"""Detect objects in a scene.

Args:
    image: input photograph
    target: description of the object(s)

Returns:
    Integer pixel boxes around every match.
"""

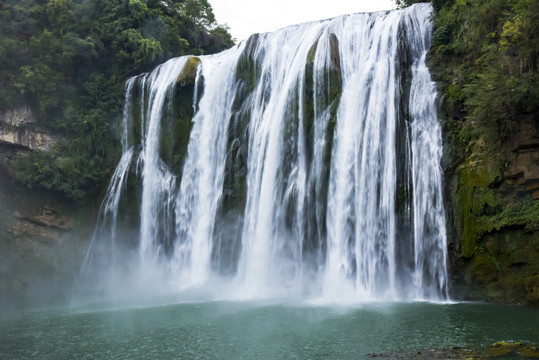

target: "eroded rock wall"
[0,110,94,306]
[0,107,61,151]
[443,116,539,305]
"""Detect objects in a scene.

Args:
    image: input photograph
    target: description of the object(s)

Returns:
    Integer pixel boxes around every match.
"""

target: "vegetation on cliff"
[429,0,537,143]
[0,0,234,200]
[423,0,538,304]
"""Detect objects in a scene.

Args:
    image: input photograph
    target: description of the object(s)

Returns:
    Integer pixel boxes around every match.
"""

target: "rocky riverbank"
[370,341,539,359]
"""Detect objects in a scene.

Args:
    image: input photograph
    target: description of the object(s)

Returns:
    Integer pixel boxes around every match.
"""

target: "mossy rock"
[462,226,539,304]
[369,342,539,359]
[220,35,263,216]
[453,142,539,303]
[158,83,195,174]
[235,34,261,93]
[456,143,504,258]
[327,33,342,98]
[488,342,539,358]
[524,274,539,306]
[464,251,499,286]
[485,277,525,304]
[302,32,341,156]
[483,228,539,269]
[176,56,201,87]
[306,38,320,64]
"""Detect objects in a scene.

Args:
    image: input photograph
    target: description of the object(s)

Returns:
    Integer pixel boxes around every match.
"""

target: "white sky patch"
[211,0,397,41]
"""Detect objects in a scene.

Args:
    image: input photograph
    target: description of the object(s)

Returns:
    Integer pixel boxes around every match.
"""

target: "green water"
[0,300,537,359]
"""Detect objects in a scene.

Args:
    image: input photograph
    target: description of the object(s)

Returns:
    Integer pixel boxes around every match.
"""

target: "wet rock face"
[0,136,90,302]
[443,113,539,305]
[0,162,81,299]
[503,116,539,199]
[0,107,61,151]
[8,207,74,243]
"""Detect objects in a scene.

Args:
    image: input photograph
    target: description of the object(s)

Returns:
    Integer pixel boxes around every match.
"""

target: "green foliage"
[395,0,455,12]
[463,62,515,147]
[484,197,539,232]
[394,0,427,8]
[16,142,102,200]
[430,0,539,151]
[1,0,235,200]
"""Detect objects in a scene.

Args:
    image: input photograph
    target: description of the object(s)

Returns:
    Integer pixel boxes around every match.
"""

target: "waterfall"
[81,3,449,302]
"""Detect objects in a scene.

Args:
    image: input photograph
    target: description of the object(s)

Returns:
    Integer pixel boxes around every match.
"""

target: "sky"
[210,0,397,42]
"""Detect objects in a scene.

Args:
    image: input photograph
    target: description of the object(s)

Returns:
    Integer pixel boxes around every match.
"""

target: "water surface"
[1,301,537,359]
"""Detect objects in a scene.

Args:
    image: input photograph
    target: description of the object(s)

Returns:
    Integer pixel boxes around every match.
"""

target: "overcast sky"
[211,0,397,41]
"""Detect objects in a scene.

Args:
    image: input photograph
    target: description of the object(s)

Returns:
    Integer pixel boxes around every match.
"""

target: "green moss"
[489,342,525,357]
[464,251,498,285]
[159,83,195,174]
[327,34,342,102]
[306,38,320,64]
[176,56,201,87]
[235,34,261,93]
[484,197,539,232]
[219,40,261,216]
[492,341,521,348]
[524,275,539,306]
[302,33,341,171]
[457,147,503,257]
[461,225,539,304]
[455,124,480,154]
[487,275,529,303]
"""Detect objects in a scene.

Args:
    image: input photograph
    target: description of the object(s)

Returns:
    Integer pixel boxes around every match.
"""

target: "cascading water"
[80,3,449,302]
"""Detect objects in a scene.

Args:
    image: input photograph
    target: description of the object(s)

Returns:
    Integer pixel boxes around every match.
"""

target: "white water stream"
[81,3,448,303]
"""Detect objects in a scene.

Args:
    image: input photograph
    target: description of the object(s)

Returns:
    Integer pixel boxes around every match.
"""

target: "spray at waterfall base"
[80,4,449,303]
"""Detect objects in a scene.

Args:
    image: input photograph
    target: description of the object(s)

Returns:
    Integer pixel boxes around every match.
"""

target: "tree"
[1,0,235,200]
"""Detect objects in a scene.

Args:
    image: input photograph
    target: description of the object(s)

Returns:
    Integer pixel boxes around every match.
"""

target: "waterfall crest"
[80,3,449,302]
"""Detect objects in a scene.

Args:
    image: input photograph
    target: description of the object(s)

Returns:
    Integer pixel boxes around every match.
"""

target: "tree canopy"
[0,0,234,200]
[429,0,538,147]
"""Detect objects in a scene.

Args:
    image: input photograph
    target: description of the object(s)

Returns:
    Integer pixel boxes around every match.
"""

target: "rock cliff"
[0,110,94,306]
[503,117,539,200]
[0,108,61,151]
[444,116,539,305]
